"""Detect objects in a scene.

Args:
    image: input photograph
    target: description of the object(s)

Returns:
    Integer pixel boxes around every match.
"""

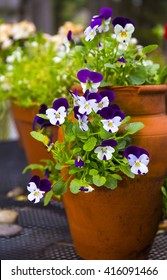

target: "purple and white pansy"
[99,106,125,133]
[124,146,150,175]
[77,69,103,93]
[33,104,52,130]
[90,7,112,33]
[94,139,117,161]
[93,89,115,113]
[112,16,135,45]
[74,106,89,131]
[27,175,51,203]
[46,98,68,125]
[79,186,94,193]
[75,154,84,168]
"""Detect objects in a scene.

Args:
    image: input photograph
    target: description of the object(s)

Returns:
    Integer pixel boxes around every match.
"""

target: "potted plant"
[0,20,84,170]
[24,7,167,259]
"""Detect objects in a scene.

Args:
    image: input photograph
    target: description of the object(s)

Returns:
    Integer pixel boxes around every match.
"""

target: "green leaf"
[119,165,135,178]
[93,174,106,187]
[22,163,44,174]
[127,66,147,85]
[125,122,144,134]
[30,131,49,145]
[37,113,49,120]
[52,180,67,195]
[142,44,158,55]
[83,136,97,151]
[158,65,167,84]
[105,175,118,189]
[55,163,63,170]
[44,190,53,206]
[70,178,83,194]
[111,174,122,180]
[89,169,99,176]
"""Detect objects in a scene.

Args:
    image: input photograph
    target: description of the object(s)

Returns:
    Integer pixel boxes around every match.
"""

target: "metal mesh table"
[0,141,167,260]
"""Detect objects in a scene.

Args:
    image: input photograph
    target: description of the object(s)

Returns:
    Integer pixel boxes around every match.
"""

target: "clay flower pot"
[62,84,167,260]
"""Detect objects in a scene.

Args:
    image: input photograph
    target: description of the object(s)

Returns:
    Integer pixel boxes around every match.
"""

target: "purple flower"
[46,98,68,125]
[33,104,51,130]
[74,106,89,131]
[90,7,112,33]
[27,175,52,203]
[124,146,150,175]
[77,69,103,93]
[94,139,117,160]
[75,154,84,168]
[99,106,125,133]
[112,16,135,45]
[117,57,126,67]
[67,30,72,41]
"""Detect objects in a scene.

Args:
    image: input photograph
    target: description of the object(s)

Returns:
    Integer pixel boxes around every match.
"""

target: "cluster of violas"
[27,68,149,203]
[26,7,149,204]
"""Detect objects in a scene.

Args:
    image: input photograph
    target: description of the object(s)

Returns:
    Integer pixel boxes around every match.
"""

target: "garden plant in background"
[22,7,167,260]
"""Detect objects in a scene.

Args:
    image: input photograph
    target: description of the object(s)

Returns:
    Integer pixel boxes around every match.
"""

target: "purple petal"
[117,57,126,63]
[99,89,115,102]
[99,7,112,19]
[74,106,87,119]
[101,139,117,147]
[29,175,40,188]
[79,186,89,192]
[124,146,149,159]
[39,179,52,192]
[112,17,135,28]
[89,71,103,83]
[77,69,91,83]
[99,106,115,119]
[53,98,69,110]
[88,92,101,102]
[67,30,72,41]
[75,158,84,168]
[90,17,102,28]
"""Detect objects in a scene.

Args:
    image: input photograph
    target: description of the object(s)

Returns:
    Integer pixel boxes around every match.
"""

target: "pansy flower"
[124,146,149,175]
[112,16,135,45]
[94,139,117,160]
[68,88,81,106]
[116,57,126,67]
[84,25,98,41]
[27,175,52,203]
[99,106,125,133]
[90,7,112,33]
[77,92,98,115]
[75,154,84,168]
[79,186,94,193]
[46,98,68,125]
[74,106,89,131]
[93,89,115,113]
[77,69,103,93]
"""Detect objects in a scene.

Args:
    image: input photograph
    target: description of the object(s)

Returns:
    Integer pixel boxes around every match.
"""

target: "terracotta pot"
[11,103,58,176]
[62,84,167,259]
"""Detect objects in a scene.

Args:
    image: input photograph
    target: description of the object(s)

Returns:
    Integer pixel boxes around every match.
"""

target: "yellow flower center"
[98,102,103,108]
[121,31,127,38]
[85,103,90,109]
[34,191,39,197]
[135,161,141,167]
[55,113,60,118]
[102,147,107,153]
[108,121,113,127]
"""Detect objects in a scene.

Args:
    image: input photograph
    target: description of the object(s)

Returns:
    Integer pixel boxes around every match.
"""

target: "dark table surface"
[0,140,167,260]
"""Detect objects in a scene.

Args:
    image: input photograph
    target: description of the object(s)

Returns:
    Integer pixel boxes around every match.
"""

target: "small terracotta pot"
[11,103,58,177]
[62,84,167,259]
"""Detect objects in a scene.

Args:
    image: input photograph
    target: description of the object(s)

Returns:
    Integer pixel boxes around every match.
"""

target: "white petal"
[27,182,37,193]
[114,24,123,35]
[46,108,56,118]
[131,163,148,175]
[113,116,122,126]
[127,154,138,166]
[138,154,149,166]
[125,23,135,34]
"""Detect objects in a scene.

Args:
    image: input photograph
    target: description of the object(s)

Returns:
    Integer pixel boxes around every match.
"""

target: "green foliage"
[161,178,167,217]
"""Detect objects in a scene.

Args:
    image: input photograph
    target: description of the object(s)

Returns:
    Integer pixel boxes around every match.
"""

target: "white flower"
[101,116,122,133]
[93,96,109,112]
[94,146,115,160]
[127,154,149,175]
[77,114,89,131]
[46,106,67,125]
[114,23,135,45]
[27,182,45,204]
[84,26,98,41]
[78,96,97,115]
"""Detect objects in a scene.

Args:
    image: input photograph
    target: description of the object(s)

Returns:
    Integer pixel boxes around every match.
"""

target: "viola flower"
[77,92,97,115]
[99,106,125,133]
[33,104,51,130]
[75,154,84,168]
[124,146,150,175]
[77,69,103,93]
[46,98,68,125]
[112,17,135,45]
[84,25,98,41]
[90,7,112,33]
[116,57,126,67]
[93,89,115,113]
[94,139,117,160]
[79,186,94,193]
[68,88,81,106]
[27,175,52,203]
